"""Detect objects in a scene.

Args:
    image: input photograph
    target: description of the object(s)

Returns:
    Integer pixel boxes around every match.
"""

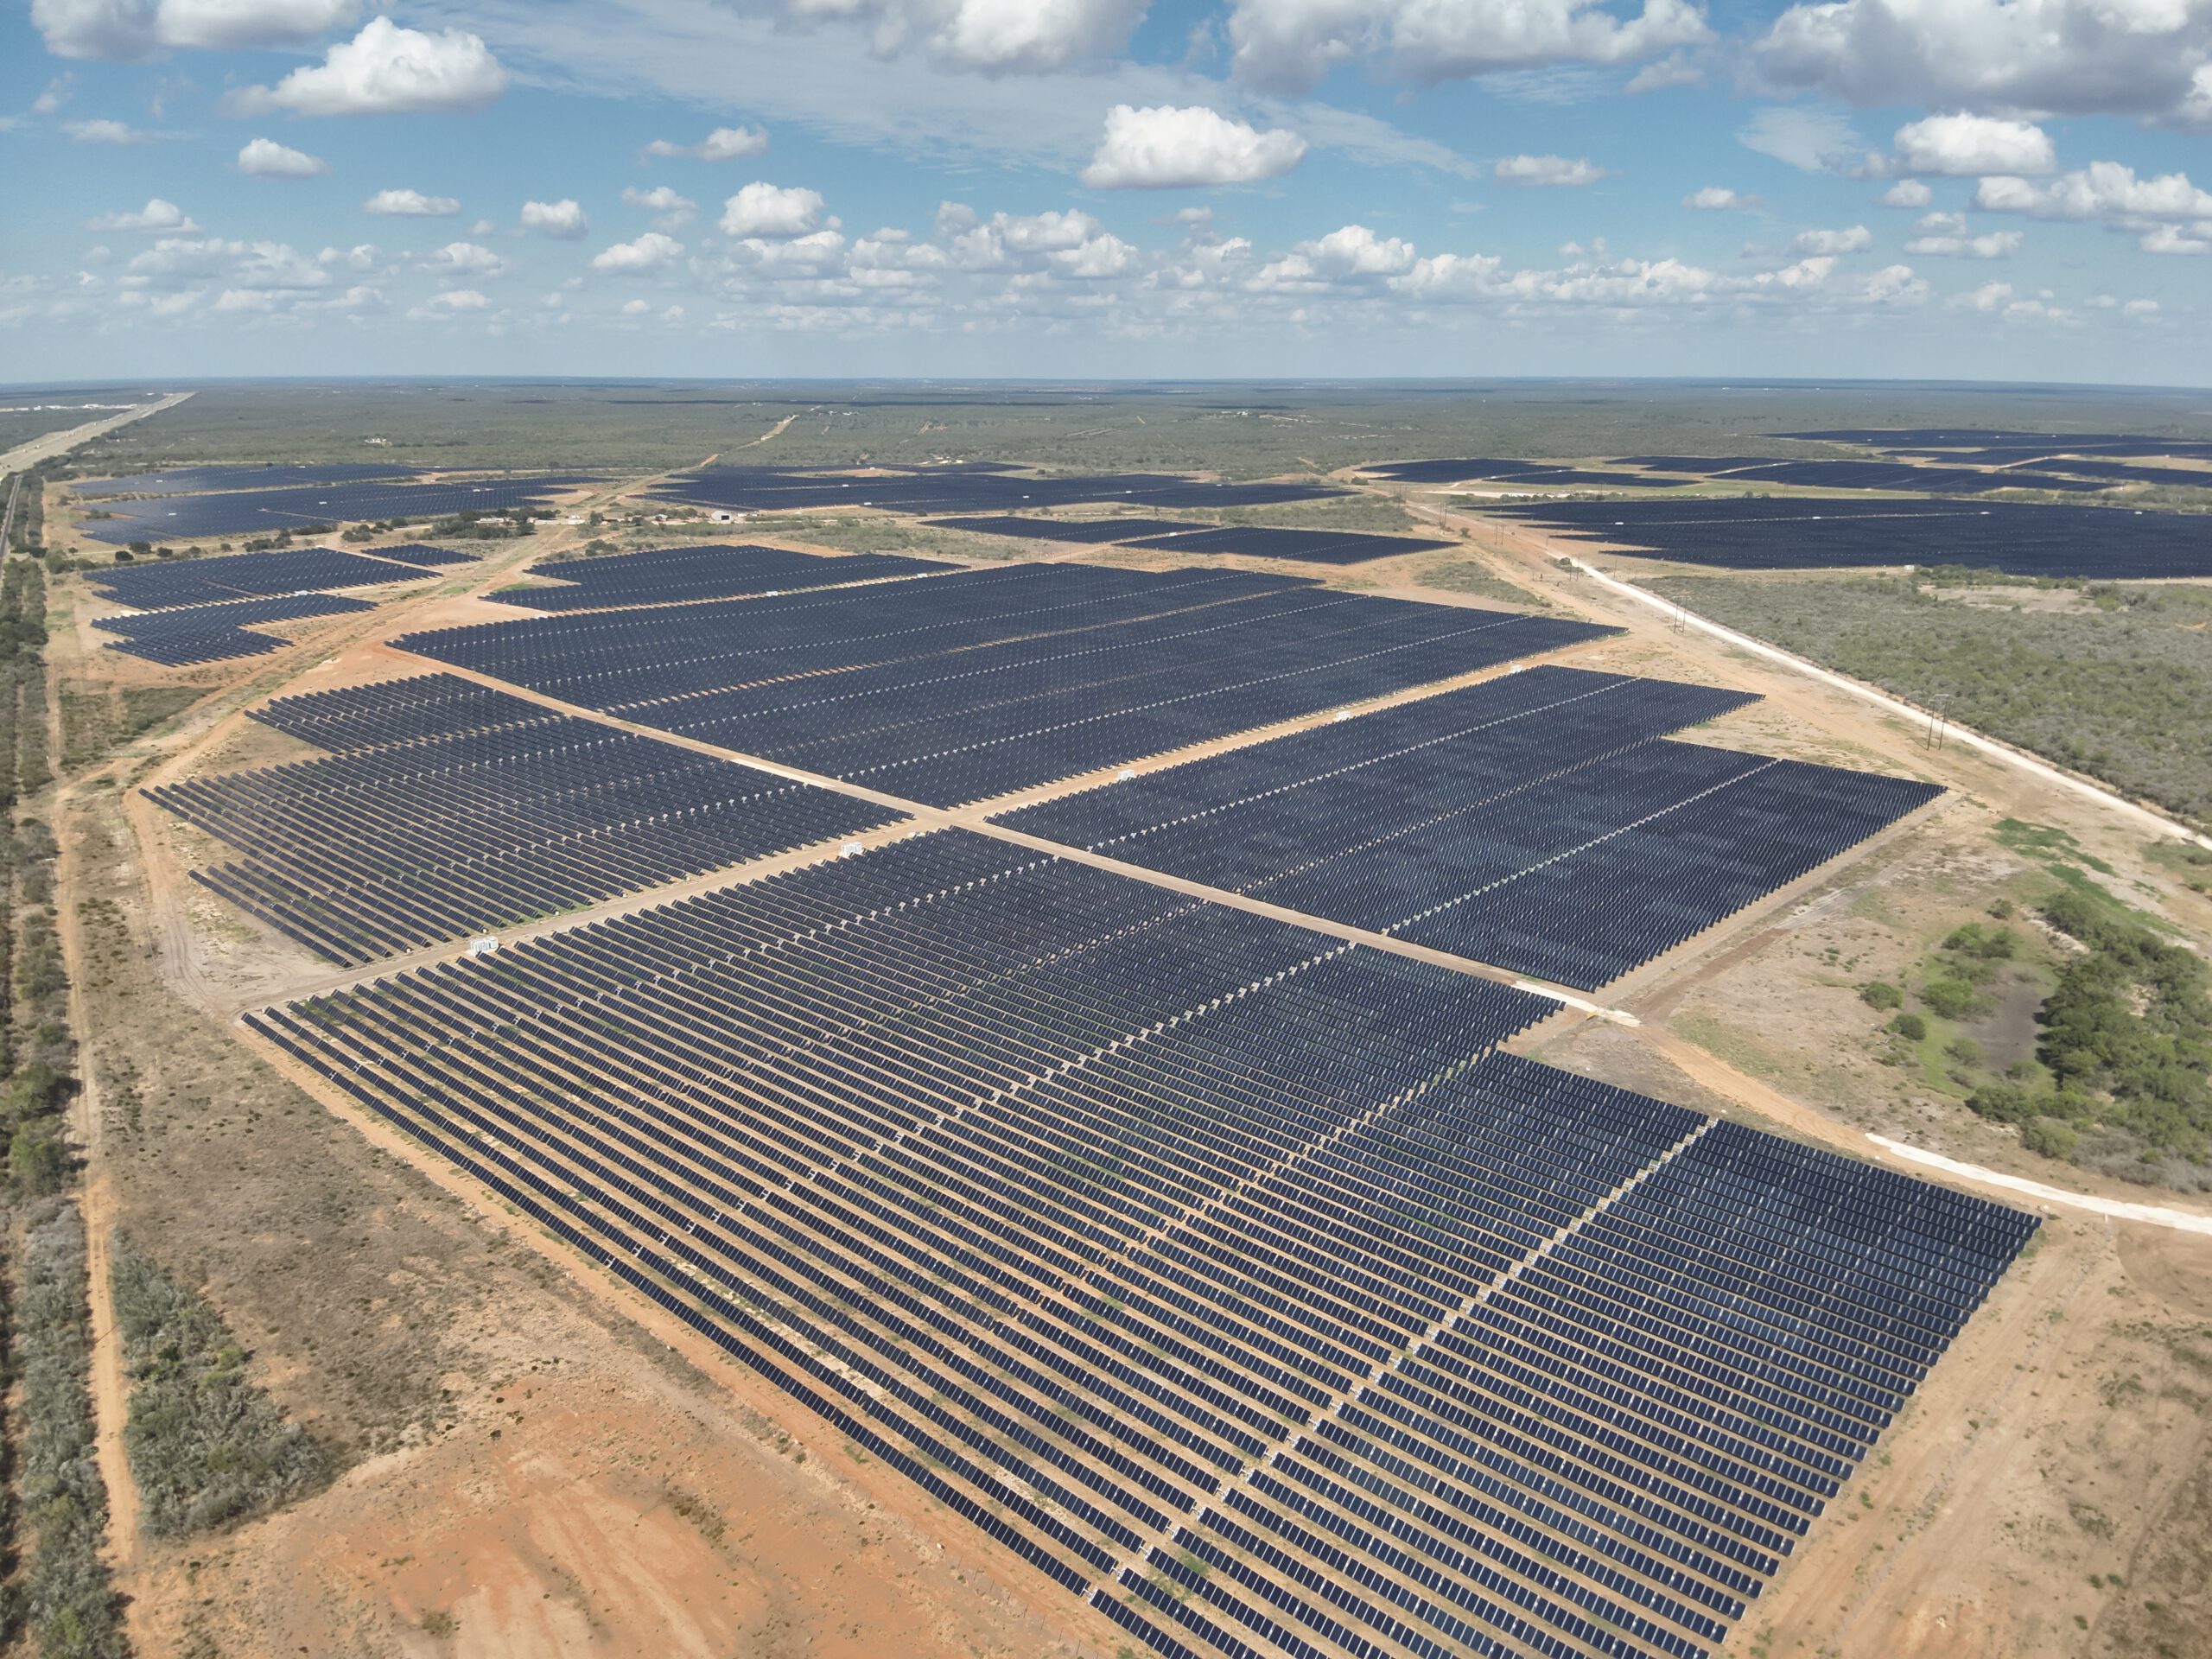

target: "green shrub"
[1967,1081,2038,1123]
[1891,1012,1928,1042]
[1922,976,1992,1020]
[112,1232,333,1536]
[2022,1117,2083,1160]
[1859,981,1904,1010]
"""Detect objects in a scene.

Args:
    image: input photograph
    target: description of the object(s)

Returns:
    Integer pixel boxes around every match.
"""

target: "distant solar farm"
[86,543,480,664]
[1363,428,2212,578]
[69,435,2097,1658]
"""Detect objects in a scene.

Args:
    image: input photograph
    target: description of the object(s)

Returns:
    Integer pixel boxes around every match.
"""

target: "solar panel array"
[95,592,378,666]
[75,474,597,543]
[2008,458,2212,490]
[149,675,903,963]
[925,516,1202,544]
[1478,498,2212,579]
[491,543,957,612]
[1119,526,1462,566]
[1607,460,2101,495]
[645,464,1344,516]
[1364,460,1682,490]
[246,829,2037,1659]
[85,545,445,609]
[394,563,1617,807]
[368,541,482,567]
[997,666,1940,988]
[1777,428,2212,455]
[71,463,421,499]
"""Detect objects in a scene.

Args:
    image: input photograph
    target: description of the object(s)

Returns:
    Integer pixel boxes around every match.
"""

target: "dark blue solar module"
[491,543,956,612]
[2024,458,2212,489]
[1366,458,1685,489]
[1479,498,2212,579]
[75,475,598,543]
[248,828,2036,1659]
[93,591,376,638]
[93,581,389,666]
[925,516,1200,543]
[1116,526,1460,565]
[1685,461,2102,494]
[644,466,1344,517]
[248,671,564,752]
[996,665,1936,988]
[105,629,290,667]
[85,546,442,609]
[70,463,420,499]
[152,676,902,963]
[364,542,481,567]
[1777,429,2212,453]
[397,564,1616,807]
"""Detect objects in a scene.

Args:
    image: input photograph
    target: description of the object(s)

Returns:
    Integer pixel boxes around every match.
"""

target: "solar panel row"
[245,830,2036,1659]
[76,475,598,543]
[1620,460,2103,495]
[1366,459,1684,491]
[86,545,447,610]
[1119,526,1462,565]
[397,564,1616,807]
[95,590,380,666]
[248,670,565,753]
[1479,499,2212,579]
[925,517,1461,565]
[149,678,903,963]
[396,563,1308,707]
[645,464,1344,516]
[925,515,1200,544]
[490,543,957,612]
[70,463,422,499]
[996,666,1938,988]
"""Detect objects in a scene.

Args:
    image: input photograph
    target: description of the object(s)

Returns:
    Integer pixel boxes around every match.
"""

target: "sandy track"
[0,391,189,475]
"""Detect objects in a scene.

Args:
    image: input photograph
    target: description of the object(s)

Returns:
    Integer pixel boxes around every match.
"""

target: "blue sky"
[4,0,2211,383]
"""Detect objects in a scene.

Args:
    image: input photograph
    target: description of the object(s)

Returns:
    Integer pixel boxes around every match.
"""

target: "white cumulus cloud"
[643,124,771,162]
[623,185,697,230]
[1684,185,1758,210]
[1227,0,1712,92]
[719,182,827,238]
[86,197,199,233]
[32,0,356,60]
[230,16,505,117]
[521,199,590,238]
[1078,105,1308,189]
[1755,0,2212,127]
[592,231,684,271]
[421,240,504,276]
[1789,224,1872,254]
[1495,153,1608,187]
[365,188,459,217]
[66,118,152,144]
[1883,179,1935,208]
[779,0,1148,73]
[237,137,328,178]
[1886,114,2055,176]
[1904,213,2024,256]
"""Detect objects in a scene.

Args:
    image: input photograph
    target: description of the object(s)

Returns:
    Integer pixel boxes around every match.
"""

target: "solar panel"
[1480,498,2212,579]
[395,565,1616,807]
[995,666,1936,988]
[490,543,956,611]
[153,677,904,963]
[246,832,2036,1659]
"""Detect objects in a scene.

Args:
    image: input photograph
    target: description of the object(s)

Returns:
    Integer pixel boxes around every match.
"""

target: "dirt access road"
[0,391,190,475]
